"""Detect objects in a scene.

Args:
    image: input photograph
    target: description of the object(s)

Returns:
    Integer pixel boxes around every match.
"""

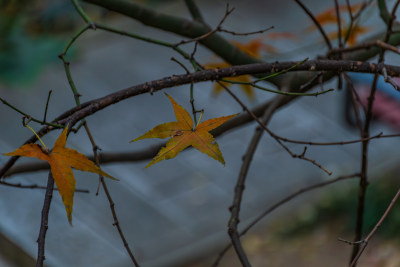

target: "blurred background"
[1,0,400,266]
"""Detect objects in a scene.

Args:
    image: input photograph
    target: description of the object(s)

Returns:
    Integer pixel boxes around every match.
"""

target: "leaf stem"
[196,110,204,128]
[24,125,48,149]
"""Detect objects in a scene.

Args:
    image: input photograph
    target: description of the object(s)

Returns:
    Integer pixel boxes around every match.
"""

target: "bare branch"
[228,96,284,266]
[349,187,400,266]
[3,59,400,179]
[213,173,360,266]
[294,0,332,49]
[219,26,274,36]
[0,180,89,193]
[36,173,54,267]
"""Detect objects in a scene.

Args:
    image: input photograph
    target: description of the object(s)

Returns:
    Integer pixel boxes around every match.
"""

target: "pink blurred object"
[358,82,400,131]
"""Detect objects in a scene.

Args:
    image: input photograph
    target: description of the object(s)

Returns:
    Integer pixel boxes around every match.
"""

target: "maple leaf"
[343,25,371,45]
[131,94,237,168]
[204,38,278,99]
[231,39,277,58]
[4,127,117,224]
[205,34,296,99]
[327,25,371,45]
[266,32,298,40]
[306,3,363,31]
[204,62,254,99]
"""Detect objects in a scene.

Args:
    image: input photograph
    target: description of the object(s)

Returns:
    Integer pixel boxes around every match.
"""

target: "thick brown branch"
[3,60,400,179]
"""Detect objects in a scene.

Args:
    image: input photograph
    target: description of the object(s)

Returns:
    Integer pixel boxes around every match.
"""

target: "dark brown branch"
[334,0,343,48]
[328,40,400,57]
[219,26,274,36]
[343,73,364,135]
[36,173,54,267]
[217,77,332,174]
[349,187,400,267]
[0,180,89,193]
[8,132,400,177]
[83,124,140,266]
[62,59,400,128]
[227,96,284,266]
[212,173,360,266]
[382,65,400,91]
[2,59,400,179]
[343,0,374,44]
[174,4,234,47]
[351,2,400,263]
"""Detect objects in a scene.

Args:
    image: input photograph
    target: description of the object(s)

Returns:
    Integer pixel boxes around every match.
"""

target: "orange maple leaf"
[131,94,237,168]
[205,35,295,99]
[231,39,277,58]
[266,32,298,40]
[306,3,363,31]
[205,34,294,99]
[327,24,371,45]
[4,127,117,224]
[343,25,371,45]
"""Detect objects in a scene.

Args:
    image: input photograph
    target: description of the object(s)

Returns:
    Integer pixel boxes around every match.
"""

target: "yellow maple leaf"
[4,127,118,224]
[131,94,237,167]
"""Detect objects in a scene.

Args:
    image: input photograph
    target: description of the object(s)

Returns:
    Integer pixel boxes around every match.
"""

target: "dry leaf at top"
[205,62,254,99]
[204,38,276,99]
[131,94,237,168]
[231,39,277,57]
[306,3,363,31]
[327,25,371,45]
[4,127,118,224]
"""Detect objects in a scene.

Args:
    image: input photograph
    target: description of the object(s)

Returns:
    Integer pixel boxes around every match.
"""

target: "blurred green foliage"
[0,0,79,87]
[0,0,182,88]
[278,172,400,241]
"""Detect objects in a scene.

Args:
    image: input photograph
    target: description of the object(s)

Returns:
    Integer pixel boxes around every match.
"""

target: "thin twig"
[71,0,96,28]
[350,1,400,264]
[174,4,234,47]
[344,0,373,44]
[381,64,400,91]
[43,90,53,123]
[343,73,364,135]
[334,0,343,48]
[0,180,89,193]
[7,131,400,177]
[84,124,140,266]
[219,26,274,36]
[212,173,360,266]
[349,187,400,267]
[0,97,62,128]
[294,0,332,49]
[328,40,400,56]
[59,9,141,263]
[217,81,331,175]
[3,59,400,179]
[228,96,284,266]
[36,172,54,267]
